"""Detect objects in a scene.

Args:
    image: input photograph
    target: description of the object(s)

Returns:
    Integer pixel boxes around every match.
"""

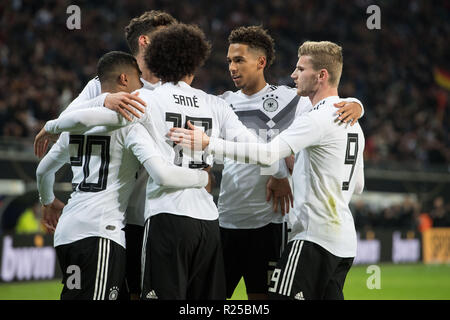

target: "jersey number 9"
[342,133,359,191]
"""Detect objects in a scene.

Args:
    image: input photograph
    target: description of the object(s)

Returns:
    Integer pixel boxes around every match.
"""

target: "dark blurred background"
[0,0,449,235]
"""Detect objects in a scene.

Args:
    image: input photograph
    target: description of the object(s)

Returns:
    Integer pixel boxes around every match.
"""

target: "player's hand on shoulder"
[104,91,146,121]
[34,126,59,158]
[41,198,65,233]
[334,101,362,126]
[266,176,294,216]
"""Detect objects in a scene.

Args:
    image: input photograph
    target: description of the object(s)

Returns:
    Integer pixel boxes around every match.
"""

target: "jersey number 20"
[69,135,110,192]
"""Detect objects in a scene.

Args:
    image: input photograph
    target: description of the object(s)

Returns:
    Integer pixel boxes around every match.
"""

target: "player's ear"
[118,73,128,86]
[319,69,328,82]
[257,56,267,70]
[138,35,150,48]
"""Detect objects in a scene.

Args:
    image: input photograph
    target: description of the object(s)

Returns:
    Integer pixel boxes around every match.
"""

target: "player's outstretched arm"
[61,91,146,121]
[44,107,133,135]
[34,105,143,157]
[169,121,293,167]
[142,157,208,188]
[126,123,208,189]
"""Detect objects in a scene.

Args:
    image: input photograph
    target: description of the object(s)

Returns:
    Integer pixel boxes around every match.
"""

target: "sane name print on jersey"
[173,94,200,108]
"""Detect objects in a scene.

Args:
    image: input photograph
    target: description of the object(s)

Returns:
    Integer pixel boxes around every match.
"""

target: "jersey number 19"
[165,112,212,169]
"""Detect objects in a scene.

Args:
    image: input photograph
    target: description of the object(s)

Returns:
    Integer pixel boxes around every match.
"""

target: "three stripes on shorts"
[93,238,111,300]
[276,240,304,296]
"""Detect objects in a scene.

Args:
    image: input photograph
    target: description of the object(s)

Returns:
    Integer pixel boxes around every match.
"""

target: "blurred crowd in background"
[1,0,449,169]
[351,196,450,232]
[0,0,449,232]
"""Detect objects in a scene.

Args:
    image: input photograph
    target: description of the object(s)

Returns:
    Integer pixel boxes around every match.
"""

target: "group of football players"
[34,10,365,300]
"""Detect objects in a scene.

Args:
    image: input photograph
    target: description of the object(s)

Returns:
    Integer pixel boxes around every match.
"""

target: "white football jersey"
[218,84,313,229]
[63,76,159,226]
[279,96,365,257]
[135,82,251,221]
[51,124,161,248]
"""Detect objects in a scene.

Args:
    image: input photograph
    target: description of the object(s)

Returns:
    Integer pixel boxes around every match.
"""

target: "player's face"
[227,44,261,90]
[291,55,318,96]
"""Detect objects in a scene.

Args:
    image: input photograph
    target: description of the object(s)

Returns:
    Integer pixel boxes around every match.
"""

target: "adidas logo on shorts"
[146,290,158,299]
[294,291,305,300]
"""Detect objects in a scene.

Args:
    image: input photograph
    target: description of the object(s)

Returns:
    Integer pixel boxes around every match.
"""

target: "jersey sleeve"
[124,123,161,164]
[36,133,70,205]
[45,107,132,134]
[61,94,108,116]
[142,157,208,188]
[126,123,209,188]
[61,78,104,116]
[207,134,293,167]
[278,113,323,154]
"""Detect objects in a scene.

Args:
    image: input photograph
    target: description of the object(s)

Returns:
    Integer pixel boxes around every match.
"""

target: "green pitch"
[229,263,450,300]
[0,264,449,300]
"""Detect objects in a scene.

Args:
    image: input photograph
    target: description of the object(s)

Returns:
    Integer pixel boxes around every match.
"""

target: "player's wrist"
[40,195,55,207]
[44,120,56,134]
[101,92,112,109]
[205,136,218,154]
[344,97,364,118]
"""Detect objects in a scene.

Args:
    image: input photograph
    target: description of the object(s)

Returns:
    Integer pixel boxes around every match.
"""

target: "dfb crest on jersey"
[262,94,279,112]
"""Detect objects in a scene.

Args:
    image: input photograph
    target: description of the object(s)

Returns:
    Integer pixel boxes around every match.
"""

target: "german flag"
[434,67,450,90]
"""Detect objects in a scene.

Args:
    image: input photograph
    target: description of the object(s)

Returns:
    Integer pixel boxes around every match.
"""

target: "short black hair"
[145,23,211,83]
[228,26,275,68]
[97,51,141,84]
[124,10,178,56]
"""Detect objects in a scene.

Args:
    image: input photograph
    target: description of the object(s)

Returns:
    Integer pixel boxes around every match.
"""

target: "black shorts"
[141,213,226,300]
[220,223,287,298]
[55,236,126,300]
[268,240,354,300]
[123,223,144,297]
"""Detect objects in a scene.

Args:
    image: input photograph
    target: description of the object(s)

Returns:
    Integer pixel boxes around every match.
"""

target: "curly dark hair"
[124,10,178,56]
[145,24,212,83]
[228,25,275,68]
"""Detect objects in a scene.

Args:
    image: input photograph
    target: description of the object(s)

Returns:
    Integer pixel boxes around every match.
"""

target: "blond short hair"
[298,41,343,87]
